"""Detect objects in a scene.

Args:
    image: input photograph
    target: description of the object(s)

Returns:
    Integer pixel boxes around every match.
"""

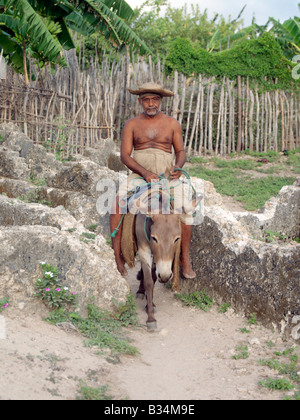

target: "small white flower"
[63,287,69,291]
[40,261,46,265]
[45,272,54,278]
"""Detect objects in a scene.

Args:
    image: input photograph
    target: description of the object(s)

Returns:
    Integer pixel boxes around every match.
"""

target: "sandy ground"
[0,266,299,401]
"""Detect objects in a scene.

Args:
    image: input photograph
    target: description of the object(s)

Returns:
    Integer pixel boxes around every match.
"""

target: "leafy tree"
[226,6,300,61]
[0,0,151,82]
[131,1,244,57]
[132,1,300,63]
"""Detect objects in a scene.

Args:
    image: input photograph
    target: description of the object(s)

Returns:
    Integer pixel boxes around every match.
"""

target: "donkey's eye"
[174,237,180,244]
[151,236,158,243]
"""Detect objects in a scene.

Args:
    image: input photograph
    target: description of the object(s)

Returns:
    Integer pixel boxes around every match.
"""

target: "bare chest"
[133,118,173,148]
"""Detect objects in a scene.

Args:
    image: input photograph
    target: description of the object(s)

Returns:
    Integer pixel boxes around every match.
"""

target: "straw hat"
[128,82,174,98]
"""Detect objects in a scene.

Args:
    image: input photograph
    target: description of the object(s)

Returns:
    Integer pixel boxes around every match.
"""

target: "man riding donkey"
[110,82,196,280]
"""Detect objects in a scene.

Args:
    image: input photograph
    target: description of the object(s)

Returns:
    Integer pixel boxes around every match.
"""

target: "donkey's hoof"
[136,292,145,300]
[147,321,157,332]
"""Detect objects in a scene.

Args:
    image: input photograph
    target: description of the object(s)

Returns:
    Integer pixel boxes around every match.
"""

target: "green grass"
[259,378,294,391]
[80,232,96,241]
[188,149,299,211]
[188,165,296,211]
[245,150,281,162]
[258,346,300,399]
[175,290,214,312]
[232,345,249,360]
[286,151,300,174]
[212,157,256,170]
[77,384,113,400]
[46,294,140,360]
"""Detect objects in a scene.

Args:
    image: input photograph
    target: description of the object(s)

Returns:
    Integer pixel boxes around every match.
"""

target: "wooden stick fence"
[0,50,299,156]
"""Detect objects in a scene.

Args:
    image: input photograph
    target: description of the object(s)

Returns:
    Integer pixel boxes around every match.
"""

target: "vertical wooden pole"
[22,37,29,85]
[216,78,225,155]
[249,89,254,153]
[236,75,242,153]
[255,87,260,152]
[226,78,233,154]
[187,75,201,156]
[172,70,179,120]
[178,74,186,126]
[184,79,195,148]
[208,79,215,154]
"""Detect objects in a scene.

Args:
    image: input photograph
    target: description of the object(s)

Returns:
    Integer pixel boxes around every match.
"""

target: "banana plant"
[206,5,247,52]
[269,15,300,59]
[0,0,151,83]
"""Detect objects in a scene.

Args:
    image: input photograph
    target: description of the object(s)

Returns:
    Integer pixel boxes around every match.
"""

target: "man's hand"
[143,171,160,183]
[169,167,182,180]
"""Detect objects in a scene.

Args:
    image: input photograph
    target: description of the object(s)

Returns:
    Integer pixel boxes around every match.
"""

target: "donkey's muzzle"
[158,272,173,284]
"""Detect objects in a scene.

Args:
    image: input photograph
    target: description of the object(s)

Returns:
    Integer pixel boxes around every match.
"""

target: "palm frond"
[0,28,20,53]
[2,0,67,66]
[232,4,247,24]
[56,17,75,50]
[207,29,220,52]
[84,0,151,54]
[0,0,151,77]
[65,10,96,36]
[283,18,300,47]
[102,0,134,21]
[0,29,24,72]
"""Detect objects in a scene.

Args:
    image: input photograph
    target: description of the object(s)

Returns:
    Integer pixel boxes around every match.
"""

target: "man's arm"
[170,119,186,180]
[120,120,160,182]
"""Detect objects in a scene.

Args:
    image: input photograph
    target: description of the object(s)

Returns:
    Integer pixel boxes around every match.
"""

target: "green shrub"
[166,33,299,91]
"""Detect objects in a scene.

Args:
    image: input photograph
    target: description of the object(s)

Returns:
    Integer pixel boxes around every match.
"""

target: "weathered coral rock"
[234,179,300,241]
[0,196,129,314]
[184,204,300,341]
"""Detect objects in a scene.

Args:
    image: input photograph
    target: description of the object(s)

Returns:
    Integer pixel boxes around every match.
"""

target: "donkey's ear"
[129,196,155,218]
[186,193,203,215]
[174,194,203,215]
[192,194,203,209]
[129,197,149,215]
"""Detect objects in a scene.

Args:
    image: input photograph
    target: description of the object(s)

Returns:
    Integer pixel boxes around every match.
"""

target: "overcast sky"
[127,0,299,26]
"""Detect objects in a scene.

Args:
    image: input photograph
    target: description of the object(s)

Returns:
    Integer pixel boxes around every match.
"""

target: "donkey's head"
[135,185,202,283]
[149,214,181,284]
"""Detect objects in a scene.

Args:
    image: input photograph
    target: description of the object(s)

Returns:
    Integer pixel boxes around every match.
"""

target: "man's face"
[139,94,162,117]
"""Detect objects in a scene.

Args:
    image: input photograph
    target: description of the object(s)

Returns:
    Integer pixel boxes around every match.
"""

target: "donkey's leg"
[136,269,145,299]
[110,198,127,277]
[141,261,157,331]
[137,269,144,281]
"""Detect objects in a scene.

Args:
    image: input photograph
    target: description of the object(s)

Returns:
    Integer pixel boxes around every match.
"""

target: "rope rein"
[111,168,198,240]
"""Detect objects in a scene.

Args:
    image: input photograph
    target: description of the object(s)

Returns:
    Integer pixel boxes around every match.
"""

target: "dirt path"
[0,266,298,400]
[114,268,298,401]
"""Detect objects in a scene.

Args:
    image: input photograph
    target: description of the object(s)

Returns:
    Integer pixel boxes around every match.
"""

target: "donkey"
[129,179,202,331]
[135,213,182,331]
